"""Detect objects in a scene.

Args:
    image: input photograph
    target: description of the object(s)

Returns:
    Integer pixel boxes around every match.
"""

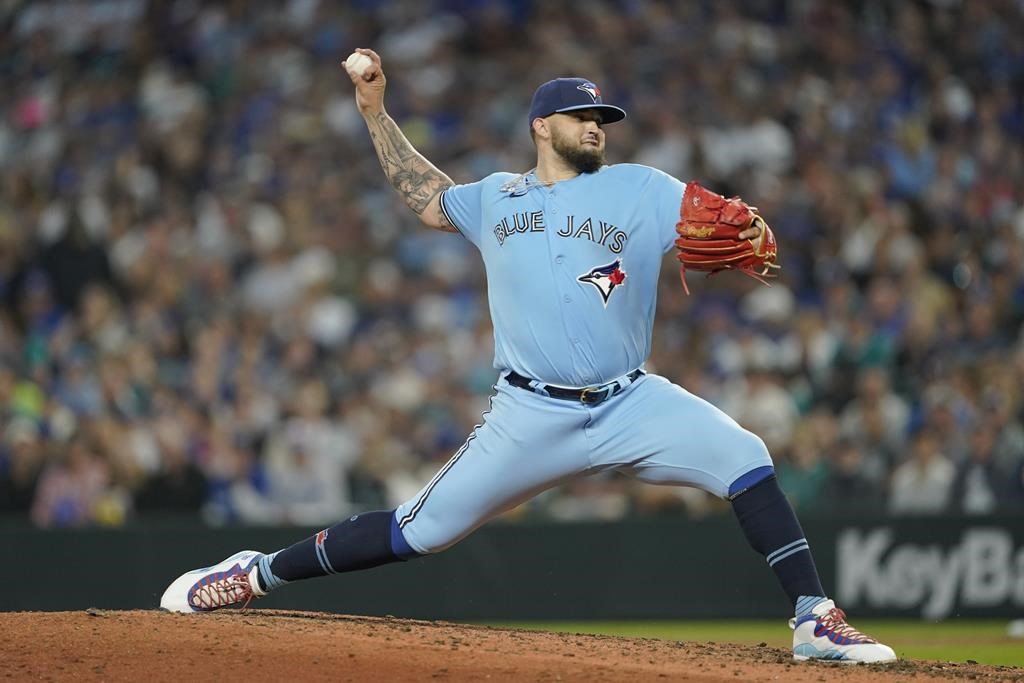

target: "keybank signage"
[837,527,1024,619]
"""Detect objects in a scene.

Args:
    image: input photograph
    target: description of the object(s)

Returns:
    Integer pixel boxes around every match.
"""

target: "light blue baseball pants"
[395,372,773,554]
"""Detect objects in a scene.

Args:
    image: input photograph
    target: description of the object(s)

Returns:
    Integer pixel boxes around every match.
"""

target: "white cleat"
[160,550,266,613]
[791,599,897,663]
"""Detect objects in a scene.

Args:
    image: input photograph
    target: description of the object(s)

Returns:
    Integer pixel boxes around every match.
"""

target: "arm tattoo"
[366,112,453,216]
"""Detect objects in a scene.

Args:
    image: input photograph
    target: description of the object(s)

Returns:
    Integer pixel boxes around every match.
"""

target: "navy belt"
[504,369,643,405]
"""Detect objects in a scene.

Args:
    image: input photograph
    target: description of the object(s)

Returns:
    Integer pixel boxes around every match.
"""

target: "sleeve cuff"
[438,189,466,238]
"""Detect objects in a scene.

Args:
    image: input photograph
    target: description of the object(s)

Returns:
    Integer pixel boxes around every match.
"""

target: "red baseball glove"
[674,181,779,294]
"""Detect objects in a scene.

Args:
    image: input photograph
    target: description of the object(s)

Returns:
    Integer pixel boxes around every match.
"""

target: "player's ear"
[532,117,550,142]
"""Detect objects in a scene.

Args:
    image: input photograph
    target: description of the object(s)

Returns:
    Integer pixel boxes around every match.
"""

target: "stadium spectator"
[30,432,113,527]
[0,0,1021,525]
[0,417,45,517]
[819,438,885,515]
[889,430,956,516]
[949,423,1004,515]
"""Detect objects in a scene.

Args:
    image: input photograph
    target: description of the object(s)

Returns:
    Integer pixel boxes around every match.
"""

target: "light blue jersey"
[395,163,772,555]
[440,164,683,387]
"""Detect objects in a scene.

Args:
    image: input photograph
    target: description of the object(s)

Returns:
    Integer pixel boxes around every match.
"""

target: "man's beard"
[552,130,605,174]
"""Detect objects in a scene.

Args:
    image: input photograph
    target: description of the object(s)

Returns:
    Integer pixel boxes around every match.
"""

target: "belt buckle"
[580,383,615,405]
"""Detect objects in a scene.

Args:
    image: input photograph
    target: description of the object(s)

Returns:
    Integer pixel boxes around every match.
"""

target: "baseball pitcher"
[161,49,895,664]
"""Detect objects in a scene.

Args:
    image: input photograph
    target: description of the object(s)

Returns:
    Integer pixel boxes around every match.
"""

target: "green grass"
[487,620,1024,667]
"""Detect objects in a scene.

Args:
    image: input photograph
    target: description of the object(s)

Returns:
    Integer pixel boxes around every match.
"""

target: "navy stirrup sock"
[730,472,825,609]
[257,510,420,591]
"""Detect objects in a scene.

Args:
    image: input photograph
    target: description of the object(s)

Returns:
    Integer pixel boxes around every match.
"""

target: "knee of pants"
[702,415,773,472]
[726,431,775,498]
[397,511,472,555]
[718,427,773,470]
[741,430,772,463]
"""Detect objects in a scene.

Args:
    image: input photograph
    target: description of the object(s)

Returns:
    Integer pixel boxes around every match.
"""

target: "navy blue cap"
[528,78,626,128]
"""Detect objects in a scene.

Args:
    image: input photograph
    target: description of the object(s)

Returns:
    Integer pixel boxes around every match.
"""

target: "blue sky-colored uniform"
[441,164,680,387]
[395,164,772,554]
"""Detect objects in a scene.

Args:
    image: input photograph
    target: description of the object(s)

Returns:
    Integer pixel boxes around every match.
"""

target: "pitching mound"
[2,610,1022,682]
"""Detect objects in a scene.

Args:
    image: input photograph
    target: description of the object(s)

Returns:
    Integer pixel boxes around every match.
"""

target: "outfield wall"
[2,515,1022,619]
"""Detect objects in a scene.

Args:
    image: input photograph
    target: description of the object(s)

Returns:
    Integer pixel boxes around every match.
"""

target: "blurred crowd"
[1,0,1024,527]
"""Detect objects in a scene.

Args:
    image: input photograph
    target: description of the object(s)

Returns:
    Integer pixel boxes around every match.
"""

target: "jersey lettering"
[558,215,628,253]
[494,211,627,252]
[573,218,595,241]
[494,211,545,246]
[609,230,627,254]
[530,211,545,231]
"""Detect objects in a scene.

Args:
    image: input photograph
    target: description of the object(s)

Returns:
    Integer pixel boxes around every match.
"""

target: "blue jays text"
[493,211,629,253]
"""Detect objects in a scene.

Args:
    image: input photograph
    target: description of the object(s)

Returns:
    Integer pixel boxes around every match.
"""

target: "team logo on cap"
[578,259,626,307]
[577,83,601,102]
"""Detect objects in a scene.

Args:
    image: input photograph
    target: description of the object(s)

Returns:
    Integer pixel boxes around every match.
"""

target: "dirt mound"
[2,610,1022,682]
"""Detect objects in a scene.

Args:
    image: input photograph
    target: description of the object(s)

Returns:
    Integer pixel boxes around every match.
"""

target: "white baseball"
[345,52,373,77]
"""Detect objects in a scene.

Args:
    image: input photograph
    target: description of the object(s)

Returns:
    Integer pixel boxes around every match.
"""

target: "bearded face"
[549,116,606,174]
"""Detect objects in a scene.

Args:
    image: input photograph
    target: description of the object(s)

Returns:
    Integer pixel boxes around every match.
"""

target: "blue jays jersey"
[439,164,685,387]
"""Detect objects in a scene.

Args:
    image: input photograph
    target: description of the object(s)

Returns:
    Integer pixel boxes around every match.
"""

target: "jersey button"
[555,256,564,264]
[563,295,572,303]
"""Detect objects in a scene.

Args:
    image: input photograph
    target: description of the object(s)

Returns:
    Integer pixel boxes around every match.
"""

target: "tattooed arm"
[363,112,456,232]
[344,49,455,233]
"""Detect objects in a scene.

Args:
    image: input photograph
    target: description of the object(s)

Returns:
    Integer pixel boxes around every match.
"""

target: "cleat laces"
[818,606,876,643]
[189,573,254,610]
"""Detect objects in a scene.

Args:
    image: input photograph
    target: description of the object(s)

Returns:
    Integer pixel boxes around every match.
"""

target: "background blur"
[1,0,1023,619]
[2,0,1024,622]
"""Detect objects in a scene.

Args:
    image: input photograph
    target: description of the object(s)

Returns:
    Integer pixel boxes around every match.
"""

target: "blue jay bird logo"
[578,260,627,307]
[577,83,601,101]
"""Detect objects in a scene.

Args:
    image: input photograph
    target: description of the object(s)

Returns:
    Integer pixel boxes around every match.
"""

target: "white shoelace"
[189,573,253,610]
[818,607,876,643]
